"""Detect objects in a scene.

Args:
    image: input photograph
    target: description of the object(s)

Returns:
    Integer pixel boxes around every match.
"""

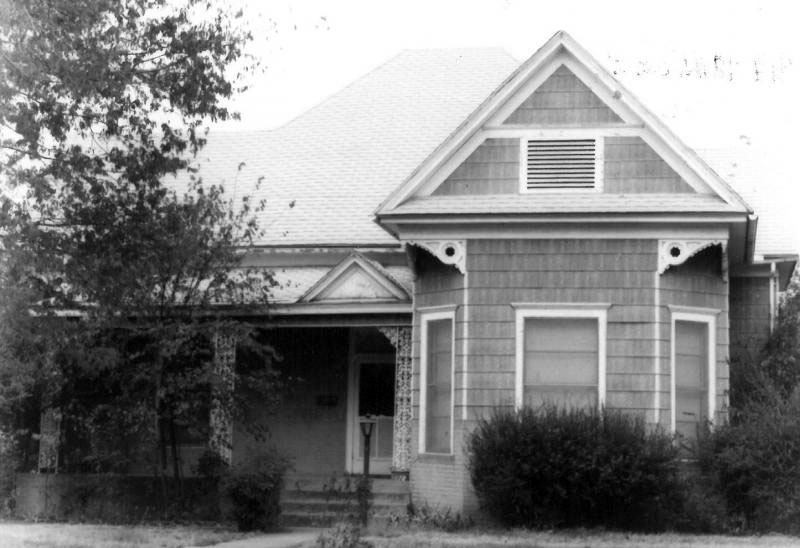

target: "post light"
[359,415,375,477]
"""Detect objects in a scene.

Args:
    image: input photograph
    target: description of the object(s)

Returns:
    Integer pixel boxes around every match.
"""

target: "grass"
[0,521,252,548]
[367,529,800,548]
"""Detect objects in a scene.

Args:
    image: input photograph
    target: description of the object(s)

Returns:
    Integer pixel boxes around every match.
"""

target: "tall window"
[671,310,716,441]
[420,310,454,454]
[515,306,607,409]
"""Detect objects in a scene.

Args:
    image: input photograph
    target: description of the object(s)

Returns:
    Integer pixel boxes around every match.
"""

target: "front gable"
[377,31,751,214]
[300,253,410,303]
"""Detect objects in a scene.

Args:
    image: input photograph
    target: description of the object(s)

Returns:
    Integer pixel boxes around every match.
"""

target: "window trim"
[513,304,609,409]
[518,135,604,194]
[418,307,457,455]
[670,308,717,433]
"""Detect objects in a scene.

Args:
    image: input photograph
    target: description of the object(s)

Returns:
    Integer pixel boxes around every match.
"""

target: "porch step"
[280,474,410,527]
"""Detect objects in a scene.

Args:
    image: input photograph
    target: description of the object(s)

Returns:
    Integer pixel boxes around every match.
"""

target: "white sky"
[217,0,800,254]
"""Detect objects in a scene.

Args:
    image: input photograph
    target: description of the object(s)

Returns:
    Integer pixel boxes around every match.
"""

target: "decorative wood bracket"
[657,239,728,280]
[406,240,466,274]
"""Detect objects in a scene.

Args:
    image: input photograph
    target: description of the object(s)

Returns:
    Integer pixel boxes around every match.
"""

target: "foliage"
[316,522,373,548]
[223,451,290,532]
[388,502,474,532]
[466,405,683,531]
[0,0,280,507]
[698,270,800,533]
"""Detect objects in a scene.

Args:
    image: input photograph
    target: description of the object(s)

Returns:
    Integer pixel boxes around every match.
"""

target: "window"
[514,305,608,409]
[670,309,717,440]
[521,138,602,191]
[419,309,455,454]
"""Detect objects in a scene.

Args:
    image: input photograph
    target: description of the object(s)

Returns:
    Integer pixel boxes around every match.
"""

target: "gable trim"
[377,31,751,213]
[299,252,410,303]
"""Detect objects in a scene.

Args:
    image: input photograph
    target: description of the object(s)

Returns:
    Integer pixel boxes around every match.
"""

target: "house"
[33,31,800,516]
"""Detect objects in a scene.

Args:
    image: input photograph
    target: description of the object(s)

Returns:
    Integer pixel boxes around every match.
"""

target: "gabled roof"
[175,48,519,247]
[300,252,410,303]
[377,30,752,214]
[180,38,796,258]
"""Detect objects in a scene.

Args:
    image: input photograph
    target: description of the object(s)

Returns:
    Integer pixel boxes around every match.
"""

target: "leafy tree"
[0,0,280,510]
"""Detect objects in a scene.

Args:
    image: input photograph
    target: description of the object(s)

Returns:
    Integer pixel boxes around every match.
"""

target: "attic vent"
[525,139,596,189]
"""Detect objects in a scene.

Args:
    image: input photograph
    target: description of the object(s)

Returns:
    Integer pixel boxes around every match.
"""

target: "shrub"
[699,388,800,533]
[316,521,373,548]
[224,451,290,532]
[466,405,682,531]
[388,502,474,532]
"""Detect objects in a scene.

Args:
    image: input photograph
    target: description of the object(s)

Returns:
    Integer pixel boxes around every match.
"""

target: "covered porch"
[229,323,412,478]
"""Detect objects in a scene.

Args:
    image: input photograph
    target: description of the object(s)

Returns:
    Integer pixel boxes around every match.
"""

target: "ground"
[2,522,800,548]
[0,522,252,548]
[369,530,800,548]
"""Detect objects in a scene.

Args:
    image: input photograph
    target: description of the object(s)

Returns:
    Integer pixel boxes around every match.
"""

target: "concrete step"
[284,475,410,495]
[280,474,410,528]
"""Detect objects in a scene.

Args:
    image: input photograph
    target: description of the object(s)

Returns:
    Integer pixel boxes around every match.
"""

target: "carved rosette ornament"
[657,239,728,280]
[378,326,413,476]
[210,333,235,464]
[407,240,466,274]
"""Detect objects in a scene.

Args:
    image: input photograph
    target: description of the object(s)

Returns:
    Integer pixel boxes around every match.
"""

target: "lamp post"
[359,416,375,477]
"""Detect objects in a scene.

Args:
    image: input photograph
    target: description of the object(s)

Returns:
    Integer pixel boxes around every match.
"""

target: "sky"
[216,0,800,255]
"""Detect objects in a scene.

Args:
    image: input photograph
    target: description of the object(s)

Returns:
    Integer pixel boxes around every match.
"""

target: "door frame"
[345,351,396,475]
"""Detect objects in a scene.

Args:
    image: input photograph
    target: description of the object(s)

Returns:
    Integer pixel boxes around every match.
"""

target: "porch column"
[210,333,235,464]
[37,407,61,473]
[379,326,412,477]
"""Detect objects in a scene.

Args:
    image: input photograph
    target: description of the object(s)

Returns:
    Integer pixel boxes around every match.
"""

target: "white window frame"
[513,303,609,409]
[518,135,604,194]
[669,306,718,433]
[418,306,457,455]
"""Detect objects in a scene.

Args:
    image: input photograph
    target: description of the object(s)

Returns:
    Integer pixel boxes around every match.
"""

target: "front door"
[350,358,395,475]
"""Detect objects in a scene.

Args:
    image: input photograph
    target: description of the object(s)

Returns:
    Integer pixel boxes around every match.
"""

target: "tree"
[0,0,279,511]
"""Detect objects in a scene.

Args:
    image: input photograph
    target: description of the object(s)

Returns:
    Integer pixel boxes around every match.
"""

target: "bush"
[224,451,290,532]
[699,389,800,533]
[466,405,682,531]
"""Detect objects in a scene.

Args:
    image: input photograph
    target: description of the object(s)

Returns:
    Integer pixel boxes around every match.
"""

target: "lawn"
[368,529,800,548]
[0,521,252,548]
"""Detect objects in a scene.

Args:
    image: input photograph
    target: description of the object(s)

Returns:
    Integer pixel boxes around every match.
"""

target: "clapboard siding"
[503,65,622,125]
[465,239,658,417]
[604,137,693,193]
[434,139,519,196]
[658,245,729,426]
[729,276,771,361]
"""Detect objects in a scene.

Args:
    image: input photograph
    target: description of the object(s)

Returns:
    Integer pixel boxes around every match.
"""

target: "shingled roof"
[178,48,519,247]
[180,47,797,258]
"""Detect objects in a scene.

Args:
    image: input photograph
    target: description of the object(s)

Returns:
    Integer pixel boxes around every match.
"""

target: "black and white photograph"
[1,1,799,546]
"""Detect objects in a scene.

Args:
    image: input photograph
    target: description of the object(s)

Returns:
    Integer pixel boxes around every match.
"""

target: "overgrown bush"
[699,387,800,533]
[466,405,682,531]
[224,451,290,532]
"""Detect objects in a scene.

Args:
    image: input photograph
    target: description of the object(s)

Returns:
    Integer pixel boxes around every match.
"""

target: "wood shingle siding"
[465,239,659,421]
[604,137,694,193]
[433,138,519,196]
[503,65,623,125]
[433,136,695,197]
[729,276,771,361]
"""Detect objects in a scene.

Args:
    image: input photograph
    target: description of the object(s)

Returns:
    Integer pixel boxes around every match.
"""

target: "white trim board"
[513,304,609,409]
[669,309,718,433]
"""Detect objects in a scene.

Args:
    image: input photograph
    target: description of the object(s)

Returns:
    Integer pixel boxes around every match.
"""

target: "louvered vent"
[525,139,596,188]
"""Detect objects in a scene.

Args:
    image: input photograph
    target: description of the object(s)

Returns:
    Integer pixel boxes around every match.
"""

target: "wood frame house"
[34,31,799,515]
